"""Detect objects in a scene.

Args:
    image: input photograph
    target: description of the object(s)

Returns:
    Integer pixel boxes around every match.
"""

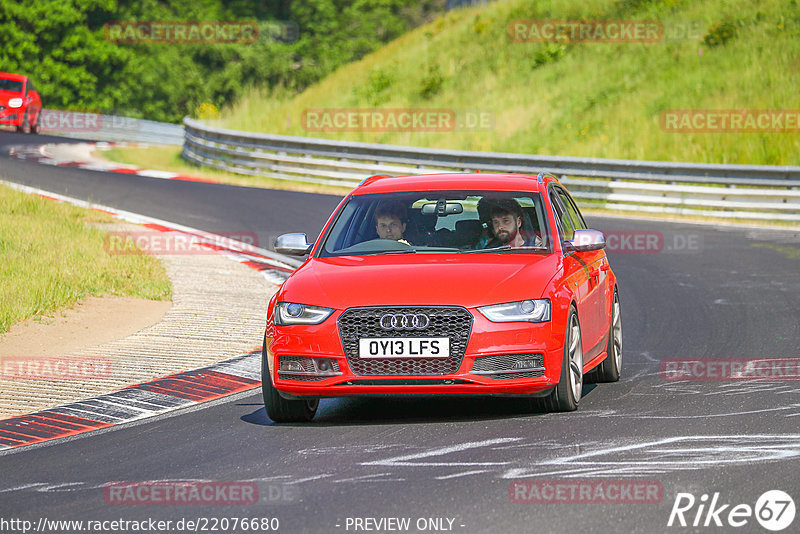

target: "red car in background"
[0,72,42,133]
[262,172,622,422]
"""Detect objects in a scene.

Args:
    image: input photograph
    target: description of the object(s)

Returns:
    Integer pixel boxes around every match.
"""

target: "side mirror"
[566,229,606,252]
[275,233,313,256]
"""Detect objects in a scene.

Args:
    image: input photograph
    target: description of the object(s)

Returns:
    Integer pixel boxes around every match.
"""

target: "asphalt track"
[1,130,799,533]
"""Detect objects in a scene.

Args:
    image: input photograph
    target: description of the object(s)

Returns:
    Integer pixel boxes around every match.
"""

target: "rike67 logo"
[668,490,795,531]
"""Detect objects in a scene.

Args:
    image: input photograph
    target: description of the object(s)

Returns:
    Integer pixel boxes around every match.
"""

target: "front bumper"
[0,113,22,126]
[0,104,25,126]
[267,308,564,398]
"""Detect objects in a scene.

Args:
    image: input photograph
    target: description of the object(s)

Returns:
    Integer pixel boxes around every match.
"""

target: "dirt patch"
[0,296,171,358]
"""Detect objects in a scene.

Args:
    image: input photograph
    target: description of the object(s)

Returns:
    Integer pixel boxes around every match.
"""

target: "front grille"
[487,371,544,380]
[278,373,328,381]
[471,354,545,379]
[338,306,473,375]
[338,379,473,386]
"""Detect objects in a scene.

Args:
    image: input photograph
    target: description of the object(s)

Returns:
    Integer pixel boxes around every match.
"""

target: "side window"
[27,81,36,94]
[556,188,587,231]
[549,191,575,241]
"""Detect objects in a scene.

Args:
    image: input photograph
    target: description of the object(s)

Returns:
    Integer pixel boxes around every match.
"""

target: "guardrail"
[39,109,183,145]
[182,117,800,222]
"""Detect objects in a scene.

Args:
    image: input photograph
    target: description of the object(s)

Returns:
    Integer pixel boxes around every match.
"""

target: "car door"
[550,186,607,360]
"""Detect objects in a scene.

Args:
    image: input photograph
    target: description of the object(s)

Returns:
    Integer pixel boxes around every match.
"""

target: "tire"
[17,113,30,133]
[261,334,318,422]
[594,289,622,382]
[29,117,40,134]
[536,306,583,412]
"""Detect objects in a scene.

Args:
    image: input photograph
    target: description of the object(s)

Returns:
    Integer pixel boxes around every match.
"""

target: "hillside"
[214,0,800,165]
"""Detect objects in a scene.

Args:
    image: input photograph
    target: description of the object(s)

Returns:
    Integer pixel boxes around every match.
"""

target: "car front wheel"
[261,334,318,422]
[537,306,582,412]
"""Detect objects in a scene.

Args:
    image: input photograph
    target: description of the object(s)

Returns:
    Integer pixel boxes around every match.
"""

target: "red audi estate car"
[0,72,42,133]
[262,172,622,422]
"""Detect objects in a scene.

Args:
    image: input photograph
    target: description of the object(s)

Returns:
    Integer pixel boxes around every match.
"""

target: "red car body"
[263,172,622,421]
[0,72,42,133]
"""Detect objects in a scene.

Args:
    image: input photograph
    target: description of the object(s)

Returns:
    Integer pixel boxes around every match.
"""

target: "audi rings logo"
[379,313,430,330]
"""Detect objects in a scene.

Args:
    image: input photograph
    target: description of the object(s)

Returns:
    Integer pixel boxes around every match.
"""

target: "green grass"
[211,0,800,166]
[0,183,172,334]
[751,243,800,259]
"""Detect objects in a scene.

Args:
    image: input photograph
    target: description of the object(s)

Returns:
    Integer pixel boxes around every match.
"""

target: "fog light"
[280,360,304,372]
[279,357,341,377]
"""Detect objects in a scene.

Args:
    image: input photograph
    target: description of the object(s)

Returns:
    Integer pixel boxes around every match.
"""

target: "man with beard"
[485,198,541,248]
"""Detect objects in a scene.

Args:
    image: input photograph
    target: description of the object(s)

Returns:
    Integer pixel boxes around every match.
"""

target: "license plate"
[359,337,450,358]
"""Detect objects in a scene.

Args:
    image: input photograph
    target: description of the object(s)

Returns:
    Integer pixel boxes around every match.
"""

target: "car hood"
[279,253,561,309]
[0,91,22,104]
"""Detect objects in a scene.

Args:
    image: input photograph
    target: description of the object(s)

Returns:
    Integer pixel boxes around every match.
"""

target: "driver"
[375,201,410,244]
[485,198,541,248]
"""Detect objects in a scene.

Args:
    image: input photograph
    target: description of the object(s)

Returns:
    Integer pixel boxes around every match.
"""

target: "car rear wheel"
[536,307,582,412]
[261,335,318,422]
[594,289,622,382]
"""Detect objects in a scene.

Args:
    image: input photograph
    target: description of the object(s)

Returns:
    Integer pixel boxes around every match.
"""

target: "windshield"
[319,190,550,257]
[0,79,23,93]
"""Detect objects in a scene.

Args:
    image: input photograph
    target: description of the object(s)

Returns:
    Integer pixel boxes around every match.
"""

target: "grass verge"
[0,183,172,334]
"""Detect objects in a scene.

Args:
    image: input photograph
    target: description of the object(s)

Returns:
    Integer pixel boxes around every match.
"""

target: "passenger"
[485,198,541,248]
[374,201,411,244]
[475,197,496,249]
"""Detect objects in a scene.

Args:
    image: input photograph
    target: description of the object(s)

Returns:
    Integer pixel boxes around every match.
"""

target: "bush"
[419,63,444,99]
[703,21,738,46]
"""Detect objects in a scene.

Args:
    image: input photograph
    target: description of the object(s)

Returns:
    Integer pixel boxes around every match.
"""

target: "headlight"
[274,302,334,325]
[477,299,551,323]
[8,98,23,108]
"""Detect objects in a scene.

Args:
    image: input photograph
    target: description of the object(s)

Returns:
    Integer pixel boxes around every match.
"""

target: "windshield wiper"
[460,245,548,253]
[460,245,513,253]
[377,248,418,255]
